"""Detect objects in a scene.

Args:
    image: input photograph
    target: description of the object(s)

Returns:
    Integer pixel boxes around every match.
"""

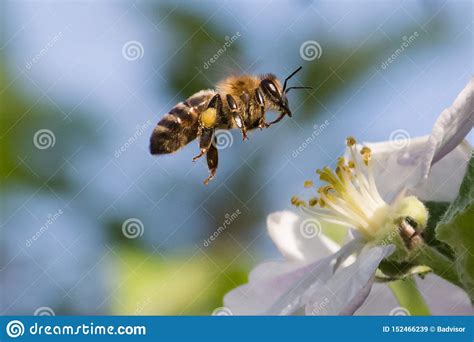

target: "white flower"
[224,78,473,315]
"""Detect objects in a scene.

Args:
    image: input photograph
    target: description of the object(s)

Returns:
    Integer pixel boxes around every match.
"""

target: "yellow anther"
[297,201,307,207]
[304,180,314,188]
[290,196,306,207]
[309,198,318,207]
[291,196,299,205]
[320,185,334,195]
[346,136,356,146]
[360,146,372,165]
[348,160,355,169]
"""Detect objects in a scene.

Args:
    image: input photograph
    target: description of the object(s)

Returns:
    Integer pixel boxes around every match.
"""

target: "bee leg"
[193,94,223,161]
[203,139,218,185]
[192,128,213,161]
[227,94,248,141]
[235,114,248,140]
[267,111,286,126]
[238,93,252,140]
[255,88,269,130]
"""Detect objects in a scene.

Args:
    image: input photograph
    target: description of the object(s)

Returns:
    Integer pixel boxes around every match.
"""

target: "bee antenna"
[285,86,313,94]
[282,66,303,92]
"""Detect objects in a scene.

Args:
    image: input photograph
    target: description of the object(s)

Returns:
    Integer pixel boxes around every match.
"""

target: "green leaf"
[436,156,474,300]
[423,201,454,260]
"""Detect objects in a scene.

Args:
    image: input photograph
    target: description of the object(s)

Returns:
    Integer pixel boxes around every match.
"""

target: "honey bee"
[149,66,311,184]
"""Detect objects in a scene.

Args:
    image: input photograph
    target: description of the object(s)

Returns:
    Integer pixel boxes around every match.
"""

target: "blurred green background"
[0,0,472,315]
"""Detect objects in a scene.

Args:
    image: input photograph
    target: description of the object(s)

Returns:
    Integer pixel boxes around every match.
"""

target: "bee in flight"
[149,66,311,184]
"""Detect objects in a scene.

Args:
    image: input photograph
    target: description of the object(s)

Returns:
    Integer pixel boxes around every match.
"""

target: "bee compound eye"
[261,79,280,99]
[226,94,238,111]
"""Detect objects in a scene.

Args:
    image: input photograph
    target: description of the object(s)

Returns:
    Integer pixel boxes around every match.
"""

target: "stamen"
[296,136,390,239]
[360,146,371,166]
[346,136,356,147]
[291,196,306,207]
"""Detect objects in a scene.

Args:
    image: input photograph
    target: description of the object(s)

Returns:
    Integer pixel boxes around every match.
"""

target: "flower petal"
[267,211,335,262]
[364,136,429,200]
[361,78,473,201]
[223,239,364,315]
[425,78,474,173]
[412,140,471,201]
[305,244,395,315]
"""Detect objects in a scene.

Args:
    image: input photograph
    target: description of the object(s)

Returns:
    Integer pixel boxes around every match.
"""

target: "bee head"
[260,66,311,118]
[260,78,292,116]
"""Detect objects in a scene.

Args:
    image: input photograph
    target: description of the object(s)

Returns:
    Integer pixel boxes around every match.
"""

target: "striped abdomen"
[150,90,215,154]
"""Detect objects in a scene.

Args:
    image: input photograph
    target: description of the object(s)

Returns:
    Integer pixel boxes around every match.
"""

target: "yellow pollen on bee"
[200,108,217,128]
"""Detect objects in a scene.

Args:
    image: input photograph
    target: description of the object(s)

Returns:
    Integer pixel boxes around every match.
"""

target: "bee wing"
[150,90,216,154]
